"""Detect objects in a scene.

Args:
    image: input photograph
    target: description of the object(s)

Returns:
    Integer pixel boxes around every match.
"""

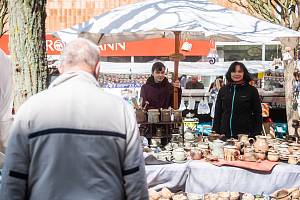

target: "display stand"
[138,121,183,146]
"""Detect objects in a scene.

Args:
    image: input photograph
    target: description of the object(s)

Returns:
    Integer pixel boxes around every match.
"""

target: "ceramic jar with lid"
[147,109,160,123]
[161,109,171,122]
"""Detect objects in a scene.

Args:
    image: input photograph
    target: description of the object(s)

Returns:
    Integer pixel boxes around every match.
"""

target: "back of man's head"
[59,38,100,75]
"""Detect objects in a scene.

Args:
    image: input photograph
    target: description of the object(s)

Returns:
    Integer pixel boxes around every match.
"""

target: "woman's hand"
[173,80,180,88]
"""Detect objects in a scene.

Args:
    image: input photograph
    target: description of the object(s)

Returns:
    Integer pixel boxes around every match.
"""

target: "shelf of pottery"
[148,187,300,200]
[135,106,184,147]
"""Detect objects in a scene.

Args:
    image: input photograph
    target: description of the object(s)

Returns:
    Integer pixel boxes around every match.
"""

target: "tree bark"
[8,0,48,110]
[0,0,8,37]
[280,38,299,135]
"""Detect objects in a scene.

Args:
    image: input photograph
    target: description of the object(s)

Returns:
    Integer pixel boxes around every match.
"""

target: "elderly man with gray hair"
[0,38,148,200]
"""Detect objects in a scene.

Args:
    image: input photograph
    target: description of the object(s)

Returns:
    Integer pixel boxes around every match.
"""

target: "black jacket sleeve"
[212,89,223,134]
[140,85,147,108]
[251,87,263,136]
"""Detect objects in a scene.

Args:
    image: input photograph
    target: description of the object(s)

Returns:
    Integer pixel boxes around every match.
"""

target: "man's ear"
[94,61,100,78]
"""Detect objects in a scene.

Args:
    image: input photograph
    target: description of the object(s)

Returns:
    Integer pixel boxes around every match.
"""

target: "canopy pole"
[173,31,181,110]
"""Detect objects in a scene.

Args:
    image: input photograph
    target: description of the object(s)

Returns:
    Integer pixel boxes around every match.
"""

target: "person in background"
[140,61,181,110]
[212,61,262,139]
[179,74,187,88]
[185,76,204,89]
[0,38,148,200]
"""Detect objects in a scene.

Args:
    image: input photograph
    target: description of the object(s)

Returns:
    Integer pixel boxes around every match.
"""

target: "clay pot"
[271,189,291,200]
[238,134,255,147]
[255,151,266,160]
[288,143,300,154]
[254,136,269,153]
[267,151,279,162]
[224,145,240,161]
[288,154,299,165]
[190,147,203,160]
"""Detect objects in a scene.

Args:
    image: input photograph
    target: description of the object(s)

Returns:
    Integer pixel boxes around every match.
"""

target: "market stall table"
[146,161,190,191]
[186,160,300,195]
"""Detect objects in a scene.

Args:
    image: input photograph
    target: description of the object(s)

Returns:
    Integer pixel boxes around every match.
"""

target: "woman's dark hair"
[151,62,165,73]
[225,61,252,83]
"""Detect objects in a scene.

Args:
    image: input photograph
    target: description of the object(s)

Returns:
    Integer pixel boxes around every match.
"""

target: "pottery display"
[208,133,220,142]
[224,145,240,161]
[238,134,255,147]
[184,129,195,141]
[288,188,300,199]
[161,109,171,122]
[136,109,147,123]
[173,148,186,162]
[187,193,202,200]
[190,147,203,160]
[230,192,240,200]
[243,146,256,162]
[227,139,242,151]
[278,144,290,154]
[288,143,300,154]
[254,135,269,153]
[209,139,225,159]
[288,154,299,165]
[198,142,210,157]
[156,151,172,161]
[255,151,266,160]
[147,109,160,123]
[271,189,291,200]
[173,109,183,122]
[155,128,164,137]
[267,151,279,162]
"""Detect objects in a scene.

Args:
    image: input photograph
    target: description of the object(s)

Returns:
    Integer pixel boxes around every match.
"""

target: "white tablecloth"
[145,160,300,194]
[146,161,190,191]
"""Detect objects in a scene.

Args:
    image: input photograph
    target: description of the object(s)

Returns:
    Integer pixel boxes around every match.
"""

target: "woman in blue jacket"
[212,61,262,139]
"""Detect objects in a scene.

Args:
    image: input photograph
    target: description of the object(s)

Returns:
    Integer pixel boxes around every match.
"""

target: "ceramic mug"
[288,155,299,165]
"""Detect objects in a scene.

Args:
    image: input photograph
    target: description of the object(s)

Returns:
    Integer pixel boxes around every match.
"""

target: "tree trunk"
[280,38,299,136]
[8,0,48,111]
[0,0,8,37]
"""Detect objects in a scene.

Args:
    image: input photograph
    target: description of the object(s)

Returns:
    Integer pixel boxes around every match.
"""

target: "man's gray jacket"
[0,71,148,200]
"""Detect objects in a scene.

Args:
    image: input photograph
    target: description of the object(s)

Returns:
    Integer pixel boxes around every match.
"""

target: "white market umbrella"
[54,0,300,108]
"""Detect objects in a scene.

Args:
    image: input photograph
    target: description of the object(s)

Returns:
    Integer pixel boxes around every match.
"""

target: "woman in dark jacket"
[212,61,262,139]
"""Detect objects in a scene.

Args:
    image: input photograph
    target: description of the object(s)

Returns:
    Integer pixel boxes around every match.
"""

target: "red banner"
[0,34,212,56]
